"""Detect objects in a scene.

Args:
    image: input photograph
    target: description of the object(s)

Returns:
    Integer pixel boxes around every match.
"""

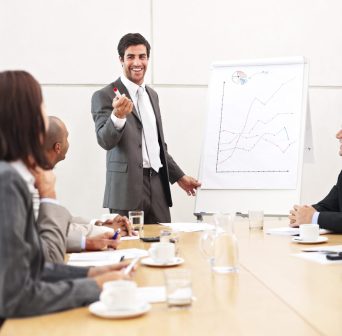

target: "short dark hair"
[0,71,48,169]
[117,33,151,59]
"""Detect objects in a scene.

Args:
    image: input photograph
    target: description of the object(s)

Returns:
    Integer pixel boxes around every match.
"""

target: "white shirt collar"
[120,74,146,98]
[10,160,35,185]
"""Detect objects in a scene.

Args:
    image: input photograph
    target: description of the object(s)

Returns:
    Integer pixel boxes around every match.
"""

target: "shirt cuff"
[40,198,60,205]
[312,211,320,224]
[90,219,99,226]
[111,113,126,130]
[81,235,86,250]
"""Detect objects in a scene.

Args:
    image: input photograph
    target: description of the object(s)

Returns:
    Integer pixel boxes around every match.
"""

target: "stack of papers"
[121,235,140,241]
[266,227,330,236]
[293,245,342,264]
[160,222,214,232]
[67,248,148,267]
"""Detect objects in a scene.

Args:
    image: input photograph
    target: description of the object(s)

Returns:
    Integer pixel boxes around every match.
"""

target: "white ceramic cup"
[149,242,175,264]
[299,224,319,241]
[100,280,137,311]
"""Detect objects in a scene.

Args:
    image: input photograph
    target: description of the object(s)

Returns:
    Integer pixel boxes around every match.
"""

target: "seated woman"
[0,71,134,322]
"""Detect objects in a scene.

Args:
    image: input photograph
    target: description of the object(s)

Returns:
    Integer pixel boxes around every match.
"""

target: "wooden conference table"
[1,218,342,336]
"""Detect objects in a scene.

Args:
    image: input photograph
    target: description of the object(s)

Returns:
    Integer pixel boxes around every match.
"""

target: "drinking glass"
[128,210,144,237]
[164,269,192,308]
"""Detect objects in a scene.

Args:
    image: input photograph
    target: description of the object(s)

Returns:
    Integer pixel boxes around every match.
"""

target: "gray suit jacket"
[38,202,71,263]
[0,162,100,319]
[91,78,184,210]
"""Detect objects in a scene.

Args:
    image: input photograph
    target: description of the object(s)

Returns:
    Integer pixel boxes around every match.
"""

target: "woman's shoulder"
[0,161,29,191]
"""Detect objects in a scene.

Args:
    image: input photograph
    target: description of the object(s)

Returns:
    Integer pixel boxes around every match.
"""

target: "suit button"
[139,144,142,148]
[138,125,142,129]
[139,163,143,168]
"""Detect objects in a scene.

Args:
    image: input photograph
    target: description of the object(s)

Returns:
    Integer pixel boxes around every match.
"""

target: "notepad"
[67,248,148,266]
[293,245,342,264]
[160,222,214,232]
[266,227,330,236]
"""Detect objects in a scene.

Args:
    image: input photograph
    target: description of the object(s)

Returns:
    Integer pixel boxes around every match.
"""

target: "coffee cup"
[299,224,319,241]
[100,280,137,311]
[149,242,175,264]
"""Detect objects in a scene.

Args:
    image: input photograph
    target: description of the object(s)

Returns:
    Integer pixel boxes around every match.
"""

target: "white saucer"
[292,236,328,244]
[89,300,151,319]
[140,257,184,267]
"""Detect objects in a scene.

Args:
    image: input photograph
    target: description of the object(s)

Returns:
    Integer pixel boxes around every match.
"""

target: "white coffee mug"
[100,280,137,310]
[299,224,319,241]
[149,242,175,264]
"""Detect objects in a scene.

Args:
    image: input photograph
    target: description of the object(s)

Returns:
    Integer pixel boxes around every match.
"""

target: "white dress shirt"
[111,74,162,170]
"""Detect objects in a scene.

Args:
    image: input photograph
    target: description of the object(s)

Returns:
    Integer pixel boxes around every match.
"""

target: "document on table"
[67,248,148,267]
[293,245,342,264]
[160,222,214,232]
[266,227,331,236]
[121,235,140,241]
[137,286,166,303]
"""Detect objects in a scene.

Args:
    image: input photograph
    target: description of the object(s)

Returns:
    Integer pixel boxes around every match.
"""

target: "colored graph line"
[216,76,297,171]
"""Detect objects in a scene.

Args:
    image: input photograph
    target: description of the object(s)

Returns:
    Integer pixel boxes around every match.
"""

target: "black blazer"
[313,170,342,233]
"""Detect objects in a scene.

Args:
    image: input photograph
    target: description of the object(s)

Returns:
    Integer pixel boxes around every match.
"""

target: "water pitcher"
[212,213,238,273]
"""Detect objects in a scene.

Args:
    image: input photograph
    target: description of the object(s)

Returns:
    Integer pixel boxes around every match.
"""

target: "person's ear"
[53,142,61,154]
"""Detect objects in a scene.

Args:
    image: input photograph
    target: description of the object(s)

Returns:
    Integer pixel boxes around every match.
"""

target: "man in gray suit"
[91,33,201,223]
[42,116,135,254]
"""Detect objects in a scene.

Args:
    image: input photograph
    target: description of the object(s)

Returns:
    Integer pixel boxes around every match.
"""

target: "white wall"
[1,0,341,221]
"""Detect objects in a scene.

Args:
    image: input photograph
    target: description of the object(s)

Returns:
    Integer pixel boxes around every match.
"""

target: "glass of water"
[128,210,144,236]
[164,269,192,308]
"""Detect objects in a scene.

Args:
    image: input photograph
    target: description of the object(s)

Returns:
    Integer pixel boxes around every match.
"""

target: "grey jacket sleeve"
[164,145,185,184]
[37,202,71,263]
[91,88,125,150]
[42,262,90,282]
[66,230,83,253]
[0,167,101,318]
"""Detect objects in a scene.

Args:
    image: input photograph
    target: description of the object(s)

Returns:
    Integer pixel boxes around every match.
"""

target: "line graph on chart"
[201,61,305,189]
[216,71,299,174]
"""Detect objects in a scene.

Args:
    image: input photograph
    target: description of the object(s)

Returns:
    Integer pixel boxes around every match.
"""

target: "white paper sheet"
[121,235,140,241]
[293,245,342,264]
[201,59,306,189]
[160,222,214,232]
[266,227,330,236]
[67,248,148,266]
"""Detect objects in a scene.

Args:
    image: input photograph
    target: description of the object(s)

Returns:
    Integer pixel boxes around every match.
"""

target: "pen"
[113,87,122,98]
[112,228,121,240]
[124,257,139,275]
[120,255,125,262]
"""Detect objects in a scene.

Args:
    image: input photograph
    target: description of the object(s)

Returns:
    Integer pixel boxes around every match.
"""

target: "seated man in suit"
[289,127,342,232]
[42,116,136,254]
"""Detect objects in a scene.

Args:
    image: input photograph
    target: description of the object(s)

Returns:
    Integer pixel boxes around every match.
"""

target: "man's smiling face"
[120,44,148,85]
